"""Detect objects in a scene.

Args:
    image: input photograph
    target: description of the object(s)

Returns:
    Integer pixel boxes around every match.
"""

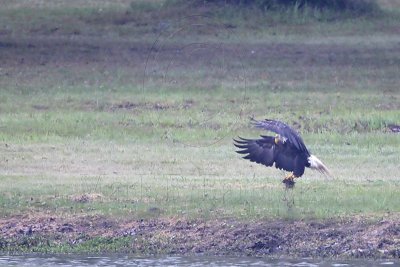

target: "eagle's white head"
[308,155,331,176]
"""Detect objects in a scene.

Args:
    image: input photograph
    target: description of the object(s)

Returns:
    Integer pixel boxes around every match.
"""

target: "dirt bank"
[0,214,399,258]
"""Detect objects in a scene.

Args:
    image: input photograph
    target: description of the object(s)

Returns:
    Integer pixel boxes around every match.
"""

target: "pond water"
[0,255,398,267]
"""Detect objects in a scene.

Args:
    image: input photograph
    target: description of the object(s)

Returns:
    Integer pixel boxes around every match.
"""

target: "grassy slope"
[0,0,399,223]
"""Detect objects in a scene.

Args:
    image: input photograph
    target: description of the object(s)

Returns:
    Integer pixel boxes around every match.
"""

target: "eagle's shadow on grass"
[282,186,296,211]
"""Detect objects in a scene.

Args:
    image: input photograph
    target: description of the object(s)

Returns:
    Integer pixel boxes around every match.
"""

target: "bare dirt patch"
[0,214,399,258]
[70,193,104,203]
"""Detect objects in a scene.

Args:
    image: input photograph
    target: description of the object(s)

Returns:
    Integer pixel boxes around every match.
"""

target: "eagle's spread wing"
[233,136,306,176]
[233,136,276,167]
[251,119,309,155]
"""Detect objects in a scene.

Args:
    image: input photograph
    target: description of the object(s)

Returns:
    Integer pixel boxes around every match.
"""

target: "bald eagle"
[234,119,330,187]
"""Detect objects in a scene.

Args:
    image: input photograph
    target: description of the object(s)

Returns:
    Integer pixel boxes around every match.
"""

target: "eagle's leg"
[282,172,297,189]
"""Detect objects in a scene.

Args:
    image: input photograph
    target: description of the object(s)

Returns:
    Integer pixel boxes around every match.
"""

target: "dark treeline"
[189,0,380,14]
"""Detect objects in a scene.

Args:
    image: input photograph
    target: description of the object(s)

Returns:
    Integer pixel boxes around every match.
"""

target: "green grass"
[0,132,399,220]
[1,235,134,253]
[0,0,399,222]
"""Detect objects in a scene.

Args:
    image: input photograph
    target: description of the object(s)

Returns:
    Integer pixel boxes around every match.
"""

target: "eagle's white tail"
[308,155,331,176]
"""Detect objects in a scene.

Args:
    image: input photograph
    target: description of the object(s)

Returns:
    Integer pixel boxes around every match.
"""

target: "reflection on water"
[0,255,397,267]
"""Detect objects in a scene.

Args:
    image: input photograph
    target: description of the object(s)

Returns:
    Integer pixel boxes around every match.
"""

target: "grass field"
[0,0,399,224]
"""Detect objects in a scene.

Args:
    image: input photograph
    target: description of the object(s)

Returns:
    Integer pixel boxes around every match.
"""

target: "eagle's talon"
[282,172,297,188]
[283,172,296,181]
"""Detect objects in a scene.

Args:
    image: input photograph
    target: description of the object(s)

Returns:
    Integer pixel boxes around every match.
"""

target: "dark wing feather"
[251,118,310,155]
[233,136,276,167]
[234,135,307,176]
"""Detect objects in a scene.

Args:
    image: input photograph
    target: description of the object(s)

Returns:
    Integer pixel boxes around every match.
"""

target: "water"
[0,255,398,267]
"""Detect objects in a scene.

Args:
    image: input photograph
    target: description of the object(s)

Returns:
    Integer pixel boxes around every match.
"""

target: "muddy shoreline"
[0,214,399,259]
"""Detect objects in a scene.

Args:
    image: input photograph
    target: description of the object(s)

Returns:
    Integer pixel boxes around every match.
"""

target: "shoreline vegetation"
[0,0,399,258]
[1,215,399,258]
